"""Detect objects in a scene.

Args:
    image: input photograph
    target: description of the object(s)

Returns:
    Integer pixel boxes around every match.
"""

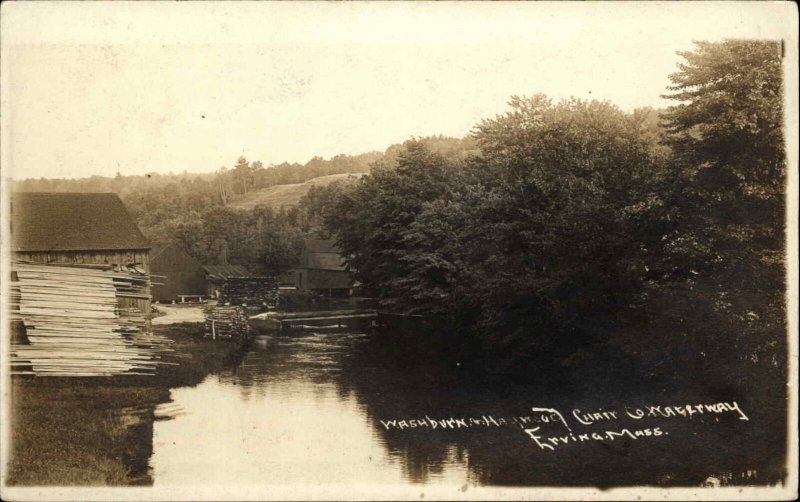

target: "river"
[146,329,784,490]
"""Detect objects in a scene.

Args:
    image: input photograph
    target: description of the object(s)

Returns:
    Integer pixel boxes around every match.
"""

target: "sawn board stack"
[9,262,172,377]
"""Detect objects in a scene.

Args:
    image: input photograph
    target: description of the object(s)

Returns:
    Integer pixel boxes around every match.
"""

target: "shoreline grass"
[6,322,240,486]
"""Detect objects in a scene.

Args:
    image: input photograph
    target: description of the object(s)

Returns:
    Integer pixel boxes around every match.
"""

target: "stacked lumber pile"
[204,305,250,339]
[218,277,278,307]
[9,262,172,377]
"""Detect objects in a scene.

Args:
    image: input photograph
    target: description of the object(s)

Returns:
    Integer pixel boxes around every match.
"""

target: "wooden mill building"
[280,239,352,297]
[150,243,207,302]
[10,192,152,315]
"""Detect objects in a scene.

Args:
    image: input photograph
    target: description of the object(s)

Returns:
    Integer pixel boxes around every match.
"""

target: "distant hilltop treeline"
[10,134,472,198]
[10,148,385,197]
[9,135,474,276]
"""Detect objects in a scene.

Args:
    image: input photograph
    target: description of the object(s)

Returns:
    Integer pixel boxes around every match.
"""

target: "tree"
[650,40,787,381]
[660,40,785,301]
[296,178,361,236]
[324,139,465,311]
[462,96,669,359]
[322,111,668,362]
[660,41,785,277]
[232,156,255,195]
[662,40,784,192]
[217,166,231,204]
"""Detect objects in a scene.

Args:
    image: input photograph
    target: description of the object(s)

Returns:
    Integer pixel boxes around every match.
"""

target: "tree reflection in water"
[211,329,784,488]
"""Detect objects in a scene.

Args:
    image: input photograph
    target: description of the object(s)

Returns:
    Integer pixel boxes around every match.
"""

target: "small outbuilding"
[150,243,207,302]
[283,239,353,298]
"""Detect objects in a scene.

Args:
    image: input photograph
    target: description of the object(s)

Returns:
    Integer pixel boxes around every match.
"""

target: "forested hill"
[8,135,472,274]
[228,173,367,211]
[10,149,382,200]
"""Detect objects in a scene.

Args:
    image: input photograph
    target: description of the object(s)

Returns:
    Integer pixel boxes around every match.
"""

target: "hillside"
[227,173,366,211]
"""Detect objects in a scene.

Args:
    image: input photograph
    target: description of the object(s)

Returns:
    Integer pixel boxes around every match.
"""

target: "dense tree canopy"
[659,40,785,279]
[663,40,784,187]
[643,39,787,381]
[323,139,470,313]
[313,39,786,378]
[320,100,671,361]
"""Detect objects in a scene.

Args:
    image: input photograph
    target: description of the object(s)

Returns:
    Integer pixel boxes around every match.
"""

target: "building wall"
[276,270,296,286]
[150,245,206,301]
[207,280,219,298]
[13,249,152,319]
[304,251,345,270]
[297,268,352,291]
[14,249,150,269]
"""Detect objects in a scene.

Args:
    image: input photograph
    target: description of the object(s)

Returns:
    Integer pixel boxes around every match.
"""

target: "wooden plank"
[10,261,162,377]
[283,313,378,322]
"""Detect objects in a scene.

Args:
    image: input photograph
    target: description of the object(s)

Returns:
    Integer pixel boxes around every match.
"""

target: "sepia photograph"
[1,1,797,500]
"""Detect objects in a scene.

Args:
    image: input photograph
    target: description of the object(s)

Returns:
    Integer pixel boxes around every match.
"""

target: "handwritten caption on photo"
[379,401,748,451]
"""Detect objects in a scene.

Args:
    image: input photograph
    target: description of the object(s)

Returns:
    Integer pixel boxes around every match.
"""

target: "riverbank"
[5,322,241,486]
[152,304,206,325]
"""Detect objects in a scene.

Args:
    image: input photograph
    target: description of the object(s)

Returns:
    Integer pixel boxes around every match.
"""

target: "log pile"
[218,277,278,307]
[203,305,250,339]
[9,262,172,377]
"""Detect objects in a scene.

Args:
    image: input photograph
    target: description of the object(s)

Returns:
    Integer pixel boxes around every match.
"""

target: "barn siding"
[151,245,206,301]
[290,239,352,293]
[13,249,150,270]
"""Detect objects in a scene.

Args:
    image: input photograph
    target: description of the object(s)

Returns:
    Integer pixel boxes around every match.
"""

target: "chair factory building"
[280,239,353,298]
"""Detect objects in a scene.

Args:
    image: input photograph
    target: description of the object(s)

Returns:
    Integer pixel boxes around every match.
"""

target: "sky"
[1,1,796,180]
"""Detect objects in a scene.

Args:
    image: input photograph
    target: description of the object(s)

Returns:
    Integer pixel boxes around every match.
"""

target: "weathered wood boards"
[9,262,172,377]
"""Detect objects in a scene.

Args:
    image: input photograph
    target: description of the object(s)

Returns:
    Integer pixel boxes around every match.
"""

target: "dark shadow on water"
[55,320,781,489]
[323,326,787,488]
[156,320,788,489]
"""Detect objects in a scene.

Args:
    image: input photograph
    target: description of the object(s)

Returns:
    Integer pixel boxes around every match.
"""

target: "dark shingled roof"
[202,264,253,281]
[11,192,150,252]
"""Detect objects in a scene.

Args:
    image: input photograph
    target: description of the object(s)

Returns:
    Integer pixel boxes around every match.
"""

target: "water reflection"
[149,330,784,488]
[150,333,464,486]
[116,403,157,485]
